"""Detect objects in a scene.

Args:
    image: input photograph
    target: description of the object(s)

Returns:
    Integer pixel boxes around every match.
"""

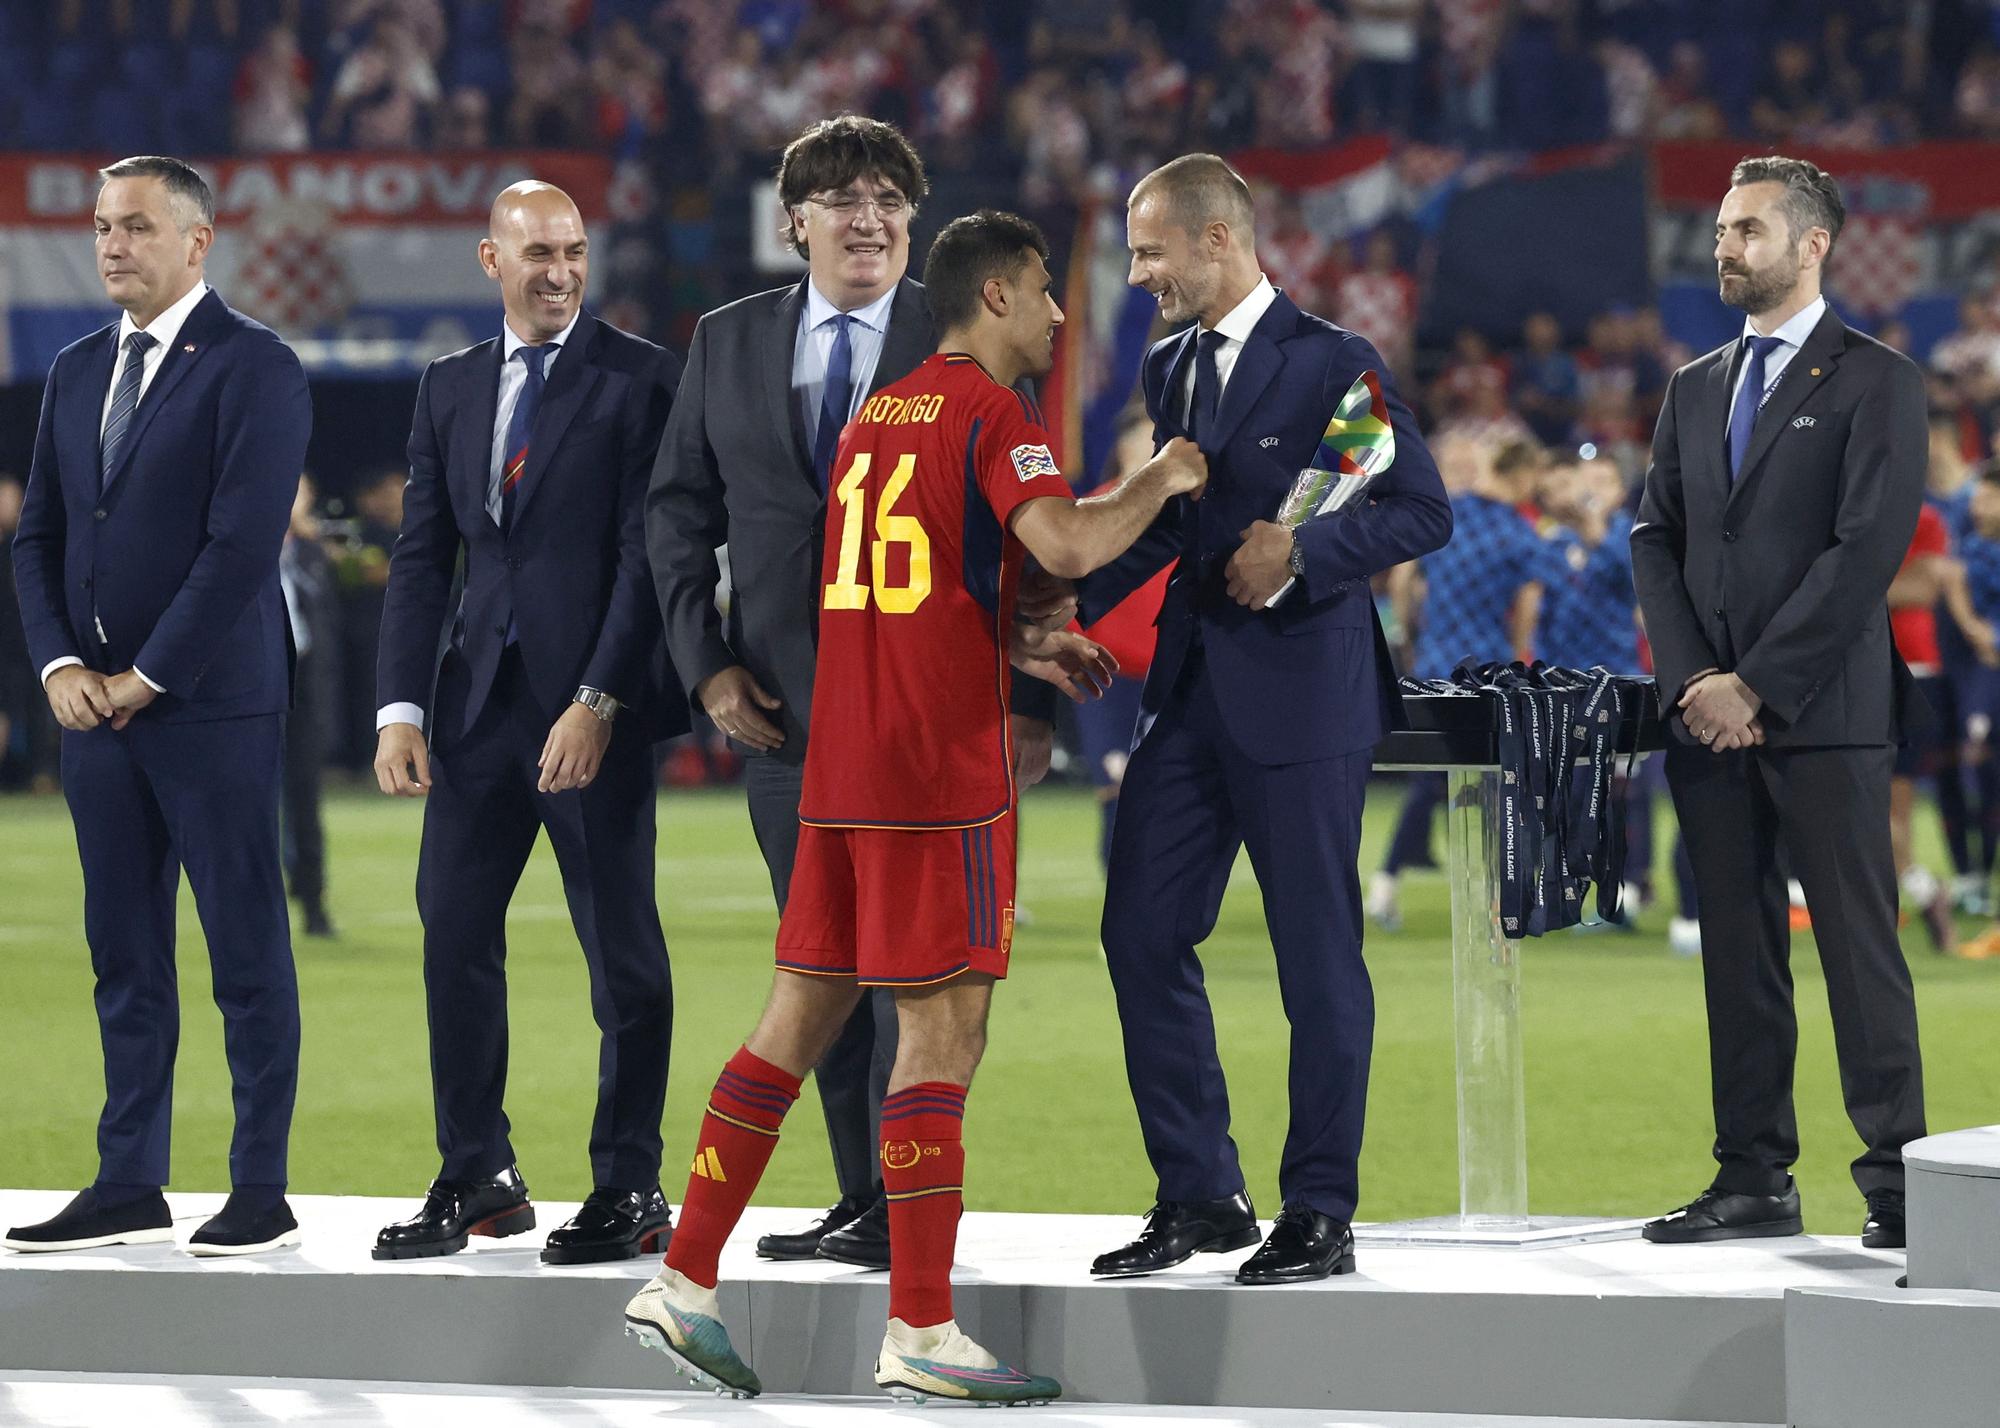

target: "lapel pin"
[184,344,195,353]
[1809,367,1820,376]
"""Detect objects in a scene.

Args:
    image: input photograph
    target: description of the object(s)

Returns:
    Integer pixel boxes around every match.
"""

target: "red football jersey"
[799,353,1074,829]
[1892,502,1949,673]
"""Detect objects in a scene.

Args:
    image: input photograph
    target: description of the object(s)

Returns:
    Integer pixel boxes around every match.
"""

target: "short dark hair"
[1130,153,1255,239]
[776,115,928,258]
[1730,155,1845,252]
[98,155,215,231]
[923,210,1049,333]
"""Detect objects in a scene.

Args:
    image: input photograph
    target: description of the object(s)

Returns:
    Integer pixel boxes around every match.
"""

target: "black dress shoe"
[815,1192,890,1269]
[3,1186,173,1253]
[757,1191,874,1260]
[1236,1204,1355,1284]
[1090,1192,1260,1277]
[189,1192,301,1257]
[541,1185,671,1265]
[1862,1188,1906,1249]
[1642,1181,1803,1244]
[373,1166,534,1260]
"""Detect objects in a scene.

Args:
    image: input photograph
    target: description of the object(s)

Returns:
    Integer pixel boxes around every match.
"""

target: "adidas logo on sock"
[691,1146,727,1181]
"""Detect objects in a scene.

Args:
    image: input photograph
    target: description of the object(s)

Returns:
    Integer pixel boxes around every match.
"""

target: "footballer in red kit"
[777,352,1073,987]
[623,209,1207,1406]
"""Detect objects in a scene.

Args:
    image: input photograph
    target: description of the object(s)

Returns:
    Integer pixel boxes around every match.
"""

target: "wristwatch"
[1286,535,1306,579]
[574,686,622,722]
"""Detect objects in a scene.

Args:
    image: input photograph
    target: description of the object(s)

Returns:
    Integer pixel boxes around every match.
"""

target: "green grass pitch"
[2,781,1995,1234]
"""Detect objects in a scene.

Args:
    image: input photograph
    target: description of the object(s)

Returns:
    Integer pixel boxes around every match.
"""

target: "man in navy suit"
[1085,156,1451,1283]
[371,181,685,1265]
[5,156,311,1257]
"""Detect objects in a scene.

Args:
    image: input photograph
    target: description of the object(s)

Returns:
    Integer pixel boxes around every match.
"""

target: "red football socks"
[880,1081,968,1328]
[663,1045,802,1288]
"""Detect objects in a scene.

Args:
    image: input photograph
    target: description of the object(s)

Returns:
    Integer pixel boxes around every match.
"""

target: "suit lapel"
[761,280,816,491]
[872,278,933,395]
[73,325,117,499]
[1728,309,1845,508]
[509,314,606,527]
[1208,306,1292,452]
[100,290,226,496]
[1707,340,1739,491]
[1159,327,1198,439]
[456,339,503,526]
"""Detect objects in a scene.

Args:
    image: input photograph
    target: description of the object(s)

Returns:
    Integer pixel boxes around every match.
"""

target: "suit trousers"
[1101,650,1374,1221]
[746,753,895,1199]
[1665,742,1926,1195]
[417,647,673,1189]
[61,712,299,1188]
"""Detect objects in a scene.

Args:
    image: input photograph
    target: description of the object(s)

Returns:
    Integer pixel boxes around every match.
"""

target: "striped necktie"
[501,343,550,527]
[100,330,156,487]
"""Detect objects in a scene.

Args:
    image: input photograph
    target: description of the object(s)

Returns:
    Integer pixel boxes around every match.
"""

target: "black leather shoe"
[815,1192,890,1270]
[1862,1188,1906,1249]
[757,1191,874,1260]
[541,1185,671,1265]
[1643,1181,1803,1244]
[373,1166,534,1260]
[1236,1204,1355,1284]
[3,1186,172,1253]
[1090,1192,1260,1277]
[189,1192,301,1257]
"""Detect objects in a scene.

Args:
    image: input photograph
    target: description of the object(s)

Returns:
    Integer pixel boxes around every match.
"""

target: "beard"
[1718,257,1800,316]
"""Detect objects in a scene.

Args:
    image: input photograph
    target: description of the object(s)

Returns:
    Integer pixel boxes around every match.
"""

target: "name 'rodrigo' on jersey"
[798,352,1074,830]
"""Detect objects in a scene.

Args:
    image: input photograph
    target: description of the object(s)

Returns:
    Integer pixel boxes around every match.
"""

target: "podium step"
[0,1189,1905,1423]
[1903,1123,2000,1291]
[0,1372,1782,1428]
[1784,1285,2000,1428]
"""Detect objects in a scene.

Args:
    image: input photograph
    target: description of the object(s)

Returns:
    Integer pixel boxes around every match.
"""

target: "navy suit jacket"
[13,289,311,723]
[1086,291,1451,765]
[376,312,688,743]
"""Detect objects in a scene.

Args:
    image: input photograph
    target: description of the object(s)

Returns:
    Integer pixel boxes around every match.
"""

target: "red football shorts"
[776,811,1016,987]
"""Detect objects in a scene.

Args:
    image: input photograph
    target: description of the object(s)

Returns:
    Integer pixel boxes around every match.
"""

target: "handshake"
[44,665,160,732]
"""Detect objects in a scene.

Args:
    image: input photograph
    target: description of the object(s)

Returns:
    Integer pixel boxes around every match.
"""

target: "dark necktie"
[1728,334,1785,482]
[813,314,855,490]
[501,343,551,527]
[100,329,156,487]
[1189,328,1225,443]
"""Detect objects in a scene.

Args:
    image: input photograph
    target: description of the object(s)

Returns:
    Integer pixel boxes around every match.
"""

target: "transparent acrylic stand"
[1355,765,1646,1248]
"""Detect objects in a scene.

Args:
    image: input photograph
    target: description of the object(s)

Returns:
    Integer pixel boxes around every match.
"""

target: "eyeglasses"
[807,193,910,220]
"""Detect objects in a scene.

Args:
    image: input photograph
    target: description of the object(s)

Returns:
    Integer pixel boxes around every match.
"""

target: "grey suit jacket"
[646,276,935,765]
[1631,306,1926,747]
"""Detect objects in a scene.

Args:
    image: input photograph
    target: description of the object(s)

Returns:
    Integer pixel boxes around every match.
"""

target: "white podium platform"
[1903,1124,2000,1292]
[0,1371,1781,1428]
[0,1189,1921,1424]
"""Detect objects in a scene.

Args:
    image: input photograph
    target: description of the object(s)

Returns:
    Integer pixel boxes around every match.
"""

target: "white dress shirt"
[42,279,213,691]
[794,281,897,445]
[1182,273,1278,424]
[376,312,579,732]
[1725,294,1827,429]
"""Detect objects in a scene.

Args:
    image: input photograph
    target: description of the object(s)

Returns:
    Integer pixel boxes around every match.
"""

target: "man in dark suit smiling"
[1086,155,1452,1285]
[1632,155,1928,1250]
[371,181,684,1266]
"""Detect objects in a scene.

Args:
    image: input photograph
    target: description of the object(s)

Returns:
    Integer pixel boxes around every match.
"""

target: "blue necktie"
[100,330,155,488]
[501,344,550,528]
[813,314,854,490]
[1728,334,1785,482]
